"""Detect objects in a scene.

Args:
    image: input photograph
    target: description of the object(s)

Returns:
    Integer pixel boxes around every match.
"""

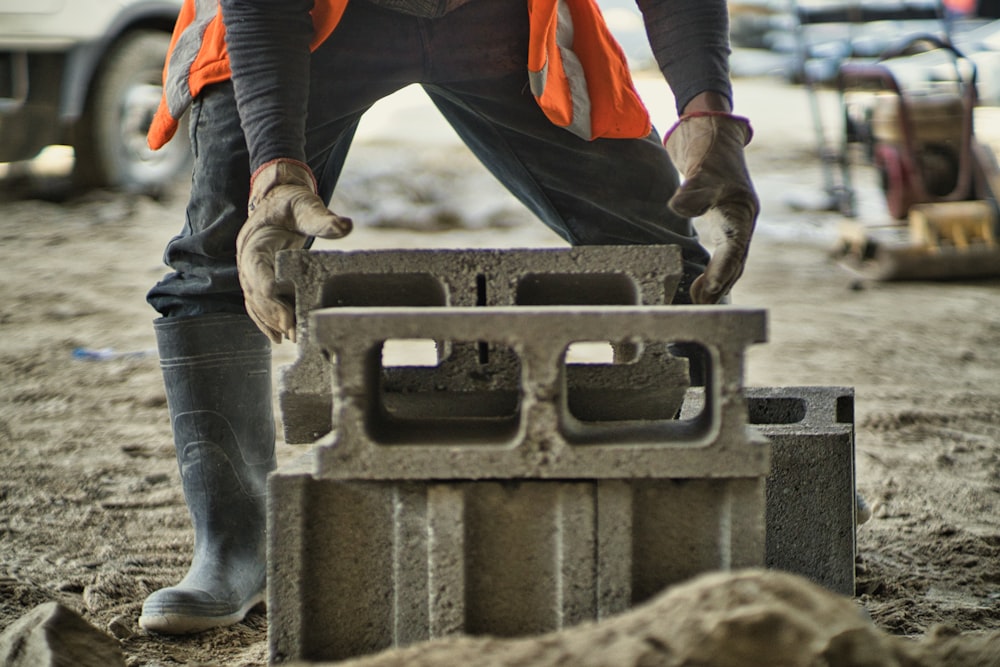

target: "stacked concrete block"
[267,246,861,663]
[268,304,770,662]
[275,246,686,443]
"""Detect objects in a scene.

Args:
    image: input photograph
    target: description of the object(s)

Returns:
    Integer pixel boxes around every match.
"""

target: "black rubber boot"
[139,314,276,634]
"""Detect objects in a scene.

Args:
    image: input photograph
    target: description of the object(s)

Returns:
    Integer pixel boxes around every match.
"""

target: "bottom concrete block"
[267,458,765,663]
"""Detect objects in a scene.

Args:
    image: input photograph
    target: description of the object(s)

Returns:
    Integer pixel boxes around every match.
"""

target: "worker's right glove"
[236,159,353,343]
[663,112,759,305]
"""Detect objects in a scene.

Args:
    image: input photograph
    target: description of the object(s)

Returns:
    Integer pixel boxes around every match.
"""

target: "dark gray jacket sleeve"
[219,0,314,173]
[636,0,734,113]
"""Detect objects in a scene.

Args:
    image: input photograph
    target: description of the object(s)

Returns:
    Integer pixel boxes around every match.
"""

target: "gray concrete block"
[679,386,859,595]
[749,386,858,596]
[267,465,765,663]
[308,305,769,480]
[276,246,684,443]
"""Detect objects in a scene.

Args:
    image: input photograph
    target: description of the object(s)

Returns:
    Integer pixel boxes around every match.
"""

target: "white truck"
[0,0,188,193]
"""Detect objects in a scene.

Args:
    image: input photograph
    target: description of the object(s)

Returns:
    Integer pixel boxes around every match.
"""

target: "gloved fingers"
[668,180,715,218]
[243,281,296,343]
[691,242,747,304]
[286,189,353,239]
[689,201,757,304]
[236,238,295,343]
[667,156,759,220]
[246,301,285,345]
[251,296,295,343]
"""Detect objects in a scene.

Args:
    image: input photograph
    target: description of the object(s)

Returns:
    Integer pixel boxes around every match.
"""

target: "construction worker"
[139,0,759,634]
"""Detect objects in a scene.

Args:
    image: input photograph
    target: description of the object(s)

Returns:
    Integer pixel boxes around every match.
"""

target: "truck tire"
[73,30,191,194]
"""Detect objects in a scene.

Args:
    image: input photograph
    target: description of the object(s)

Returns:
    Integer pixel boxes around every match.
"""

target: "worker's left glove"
[663,112,759,304]
[236,159,353,343]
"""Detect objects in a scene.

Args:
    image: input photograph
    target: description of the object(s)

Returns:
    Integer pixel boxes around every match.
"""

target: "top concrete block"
[276,246,684,443]
[306,305,769,480]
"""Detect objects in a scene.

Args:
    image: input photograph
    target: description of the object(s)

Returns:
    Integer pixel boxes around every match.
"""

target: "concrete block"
[276,246,684,443]
[267,465,765,663]
[680,385,859,595]
[750,386,858,596]
[265,247,861,662]
[308,306,770,480]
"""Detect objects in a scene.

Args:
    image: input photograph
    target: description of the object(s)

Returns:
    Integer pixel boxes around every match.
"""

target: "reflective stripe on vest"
[527,0,651,141]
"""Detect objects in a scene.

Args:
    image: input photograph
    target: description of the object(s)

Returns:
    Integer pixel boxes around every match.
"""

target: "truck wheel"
[73,30,191,194]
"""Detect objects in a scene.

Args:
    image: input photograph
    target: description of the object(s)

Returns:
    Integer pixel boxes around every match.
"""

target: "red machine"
[831,35,1000,279]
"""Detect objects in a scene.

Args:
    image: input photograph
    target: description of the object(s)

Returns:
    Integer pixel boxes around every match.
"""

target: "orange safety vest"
[147,0,651,151]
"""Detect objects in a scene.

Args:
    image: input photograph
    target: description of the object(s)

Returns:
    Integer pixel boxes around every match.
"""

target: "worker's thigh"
[147,81,252,318]
[304,1,425,200]
[426,78,708,280]
[303,0,532,199]
[422,1,710,291]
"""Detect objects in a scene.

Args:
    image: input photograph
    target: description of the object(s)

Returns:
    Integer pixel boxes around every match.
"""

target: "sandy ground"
[3,73,1000,665]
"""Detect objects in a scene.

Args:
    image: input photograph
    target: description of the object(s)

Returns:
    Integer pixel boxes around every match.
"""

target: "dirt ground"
[2,74,1000,666]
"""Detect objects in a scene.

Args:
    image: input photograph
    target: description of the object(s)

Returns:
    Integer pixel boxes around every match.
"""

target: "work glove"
[663,112,759,304]
[236,159,353,343]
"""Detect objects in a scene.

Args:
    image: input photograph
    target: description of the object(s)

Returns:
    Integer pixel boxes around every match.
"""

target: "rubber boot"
[139,313,276,634]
